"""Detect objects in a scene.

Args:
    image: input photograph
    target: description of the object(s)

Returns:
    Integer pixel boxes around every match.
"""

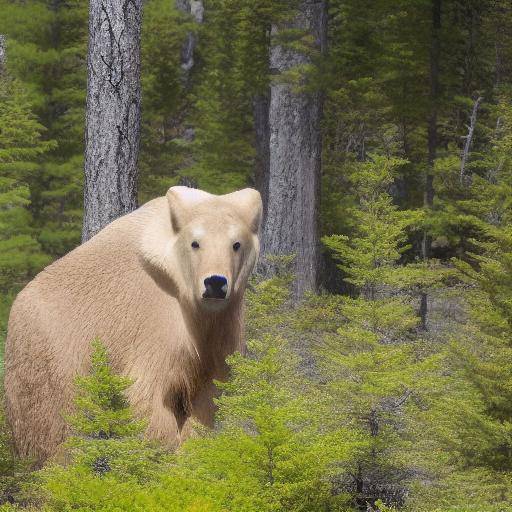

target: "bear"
[4,186,262,464]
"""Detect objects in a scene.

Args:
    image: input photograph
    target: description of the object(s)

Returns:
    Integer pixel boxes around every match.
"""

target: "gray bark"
[253,92,270,220]
[174,0,203,156]
[176,0,203,74]
[0,35,6,76]
[82,0,143,242]
[460,96,483,185]
[260,0,327,300]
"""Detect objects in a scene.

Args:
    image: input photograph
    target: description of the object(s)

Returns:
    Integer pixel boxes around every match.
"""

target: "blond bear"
[4,186,262,464]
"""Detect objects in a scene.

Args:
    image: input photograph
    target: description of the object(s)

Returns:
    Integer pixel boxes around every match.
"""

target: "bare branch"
[460,96,483,186]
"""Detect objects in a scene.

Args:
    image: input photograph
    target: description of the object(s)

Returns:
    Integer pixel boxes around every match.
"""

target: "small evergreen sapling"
[41,339,168,510]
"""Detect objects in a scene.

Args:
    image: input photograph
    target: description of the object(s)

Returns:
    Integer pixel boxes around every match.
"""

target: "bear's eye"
[191,241,200,249]
[233,242,241,252]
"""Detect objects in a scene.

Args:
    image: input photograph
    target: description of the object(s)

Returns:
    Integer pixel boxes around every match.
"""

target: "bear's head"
[141,186,262,313]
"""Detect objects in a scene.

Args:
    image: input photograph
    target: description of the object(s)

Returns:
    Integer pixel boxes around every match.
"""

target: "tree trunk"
[0,35,6,76]
[176,0,203,76]
[253,92,270,220]
[82,0,143,242]
[261,0,327,300]
[420,0,441,329]
[175,0,203,185]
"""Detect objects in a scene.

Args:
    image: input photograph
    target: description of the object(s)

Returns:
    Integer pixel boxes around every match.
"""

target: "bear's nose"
[203,275,228,299]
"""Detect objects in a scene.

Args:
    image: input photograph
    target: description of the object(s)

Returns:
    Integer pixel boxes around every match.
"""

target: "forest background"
[1,0,512,510]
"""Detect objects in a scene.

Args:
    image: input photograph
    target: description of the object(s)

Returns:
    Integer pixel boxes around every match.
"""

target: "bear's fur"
[4,186,262,464]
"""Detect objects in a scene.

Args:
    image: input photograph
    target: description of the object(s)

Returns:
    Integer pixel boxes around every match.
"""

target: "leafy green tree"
[186,0,297,193]
[139,0,191,202]
[438,227,512,471]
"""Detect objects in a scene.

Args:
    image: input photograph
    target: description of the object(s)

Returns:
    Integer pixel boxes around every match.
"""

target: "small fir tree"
[0,74,54,369]
[41,339,168,510]
[321,155,443,509]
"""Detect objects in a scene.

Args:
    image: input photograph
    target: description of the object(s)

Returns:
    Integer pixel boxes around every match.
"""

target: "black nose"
[203,275,228,299]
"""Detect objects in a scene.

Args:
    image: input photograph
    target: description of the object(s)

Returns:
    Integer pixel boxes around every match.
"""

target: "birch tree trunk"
[261,0,327,300]
[82,0,143,242]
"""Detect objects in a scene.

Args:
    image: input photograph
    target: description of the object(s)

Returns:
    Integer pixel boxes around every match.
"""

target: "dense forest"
[1,0,512,510]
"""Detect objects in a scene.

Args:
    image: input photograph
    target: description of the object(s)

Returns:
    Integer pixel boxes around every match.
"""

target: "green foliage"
[175,334,360,512]
[50,340,164,482]
[1,0,512,510]
[0,395,33,506]
[419,100,512,490]
[187,0,301,193]
[323,155,420,293]
[0,0,87,261]
[67,339,145,441]
[0,0,86,352]
[138,0,192,202]
[0,77,53,296]
[0,73,54,369]
[435,227,512,472]
[321,156,446,508]
[39,340,169,511]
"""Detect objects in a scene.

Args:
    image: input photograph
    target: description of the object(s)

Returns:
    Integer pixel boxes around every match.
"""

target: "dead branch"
[460,96,483,185]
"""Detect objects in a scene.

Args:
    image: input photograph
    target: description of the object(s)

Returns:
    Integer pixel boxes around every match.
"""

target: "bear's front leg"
[128,380,183,448]
[145,401,182,449]
[179,381,218,440]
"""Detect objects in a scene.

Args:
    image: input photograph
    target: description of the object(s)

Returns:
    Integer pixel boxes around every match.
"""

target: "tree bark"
[0,35,6,76]
[82,0,143,242]
[176,0,203,75]
[420,0,441,330]
[174,0,203,185]
[261,0,327,300]
[253,92,270,220]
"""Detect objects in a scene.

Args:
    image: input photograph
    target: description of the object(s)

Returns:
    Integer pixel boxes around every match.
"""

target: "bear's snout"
[203,275,228,300]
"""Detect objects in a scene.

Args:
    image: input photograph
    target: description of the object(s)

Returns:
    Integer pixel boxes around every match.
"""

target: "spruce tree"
[41,339,167,509]
[0,74,53,367]
[321,155,442,509]
[0,0,87,258]
[427,91,512,480]
[0,77,53,294]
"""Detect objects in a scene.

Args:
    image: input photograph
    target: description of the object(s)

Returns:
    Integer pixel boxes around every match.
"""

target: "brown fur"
[4,186,262,464]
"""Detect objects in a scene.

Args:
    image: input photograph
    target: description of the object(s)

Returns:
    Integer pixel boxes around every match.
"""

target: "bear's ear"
[223,188,263,234]
[166,186,212,232]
